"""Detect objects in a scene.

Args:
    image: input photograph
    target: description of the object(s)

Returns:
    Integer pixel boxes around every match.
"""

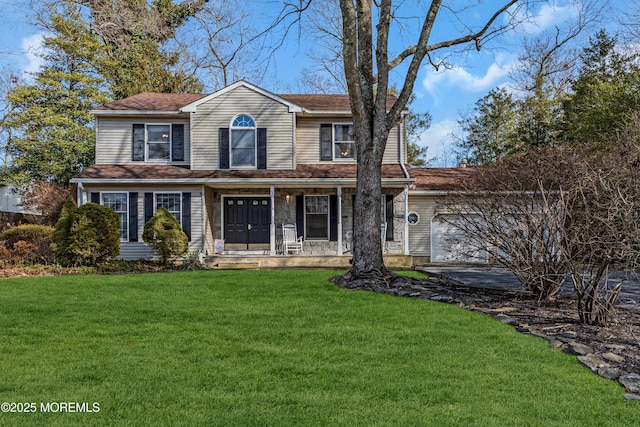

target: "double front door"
[224,197,270,246]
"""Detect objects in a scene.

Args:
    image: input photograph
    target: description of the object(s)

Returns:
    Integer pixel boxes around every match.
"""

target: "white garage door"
[430,215,487,263]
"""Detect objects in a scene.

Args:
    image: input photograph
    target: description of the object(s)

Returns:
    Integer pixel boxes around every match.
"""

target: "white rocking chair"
[282,223,303,254]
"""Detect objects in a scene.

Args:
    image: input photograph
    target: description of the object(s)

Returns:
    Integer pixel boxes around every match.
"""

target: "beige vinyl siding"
[85,185,204,261]
[95,117,191,165]
[296,117,402,164]
[191,86,295,170]
[407,194,437,257]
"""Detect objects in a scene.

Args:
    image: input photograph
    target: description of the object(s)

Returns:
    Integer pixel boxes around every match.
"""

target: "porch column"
[270,186,276,255]
[337,186,343,256]
[404,185,409,255]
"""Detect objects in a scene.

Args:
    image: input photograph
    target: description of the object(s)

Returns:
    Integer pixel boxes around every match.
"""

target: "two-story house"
[72,80,437,267]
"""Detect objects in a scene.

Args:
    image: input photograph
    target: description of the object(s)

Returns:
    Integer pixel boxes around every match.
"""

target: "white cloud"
[519,1,582,35]
[21,33,45,75]
[422,54,517,99]
[420,119,457,147]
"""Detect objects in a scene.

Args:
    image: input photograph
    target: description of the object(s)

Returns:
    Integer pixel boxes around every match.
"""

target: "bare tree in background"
[0,68,18,171]
[181,0,265,90]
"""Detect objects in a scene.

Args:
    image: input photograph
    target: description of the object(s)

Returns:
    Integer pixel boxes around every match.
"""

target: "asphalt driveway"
[418,264,640,312]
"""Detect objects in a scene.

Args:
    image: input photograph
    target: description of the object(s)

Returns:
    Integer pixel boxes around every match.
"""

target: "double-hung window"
[146,124,171,161]
[305,195,329,240]
[334,124,355,160]
[231,115,256,168]
[101,193,128,241]
[155,193,182,224]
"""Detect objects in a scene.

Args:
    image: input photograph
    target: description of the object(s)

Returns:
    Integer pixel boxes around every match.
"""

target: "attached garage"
[406,166,487,263]
[430,214,487,263]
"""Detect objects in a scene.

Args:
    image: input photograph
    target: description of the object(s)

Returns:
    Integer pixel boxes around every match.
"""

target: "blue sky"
[0,0,626,166]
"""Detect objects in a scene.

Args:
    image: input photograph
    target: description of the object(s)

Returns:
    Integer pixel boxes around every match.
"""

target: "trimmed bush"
[68,203,120,266]
[0,224,55,264]
[143,208,188,264]
[51,196,77,266]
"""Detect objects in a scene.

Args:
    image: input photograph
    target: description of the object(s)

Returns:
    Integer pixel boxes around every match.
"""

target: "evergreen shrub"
[143,208,188,264]
[68,203,120,266]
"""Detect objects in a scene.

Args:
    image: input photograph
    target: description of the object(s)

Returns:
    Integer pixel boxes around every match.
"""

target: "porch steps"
[204,254,413,269]
[214,261,261,270]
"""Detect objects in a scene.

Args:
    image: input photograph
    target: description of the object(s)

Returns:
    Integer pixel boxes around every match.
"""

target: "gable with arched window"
[219,115,267,169]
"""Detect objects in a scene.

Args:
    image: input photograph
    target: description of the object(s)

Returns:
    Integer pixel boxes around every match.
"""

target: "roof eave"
[71,177,413,187]
[90,110,184,116]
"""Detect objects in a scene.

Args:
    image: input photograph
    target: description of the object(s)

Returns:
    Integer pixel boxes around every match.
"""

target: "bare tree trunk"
[335,0,529,285]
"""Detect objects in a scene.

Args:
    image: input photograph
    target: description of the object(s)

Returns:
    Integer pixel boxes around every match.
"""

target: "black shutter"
[257,128,267,169]
[129,192,138,242]
[90,192,100,204]
[182,192,191,241]
[295,195,304,238]
[144,193,154,223]
[172,124,184,162]
[132,124,145,161]
[329,195,338,241]
[320,124,333,161]
[385,195,394,241]
[219,128,230,169]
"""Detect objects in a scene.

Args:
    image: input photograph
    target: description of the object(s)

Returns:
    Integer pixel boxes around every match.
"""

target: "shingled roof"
[407,167,479,191]
[95,92,208,111]
[73,163,410,183]
[279,94,400,112]
[94,90,401,113]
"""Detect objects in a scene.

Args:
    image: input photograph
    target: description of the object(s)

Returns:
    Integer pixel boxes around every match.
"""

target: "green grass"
[0,270,637,426]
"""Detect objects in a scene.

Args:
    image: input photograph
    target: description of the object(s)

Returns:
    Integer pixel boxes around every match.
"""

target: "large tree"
[333,0,529,283]
[456,88,519,166]
[81,0,207,98]
[6,3,109,187]
[562,30,640,147]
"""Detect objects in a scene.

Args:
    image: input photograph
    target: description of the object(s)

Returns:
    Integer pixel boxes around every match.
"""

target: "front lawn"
[0,270,636,426]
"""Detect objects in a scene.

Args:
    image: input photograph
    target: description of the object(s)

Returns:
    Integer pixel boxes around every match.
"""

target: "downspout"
[77,182,86,205]
[398,115,411,179]
[404,185,409,255]
[337,186,343,256]
[270,186,276,255]
[201,185,206,255]
[398,116,412,256]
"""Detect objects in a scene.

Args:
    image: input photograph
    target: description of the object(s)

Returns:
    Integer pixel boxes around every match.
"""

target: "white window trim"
[304,194,330,241]
[154,191,182,226]
[101,192,129,242]
[230,114,257,169]
[333,122,356,161]
[145,123,172,163]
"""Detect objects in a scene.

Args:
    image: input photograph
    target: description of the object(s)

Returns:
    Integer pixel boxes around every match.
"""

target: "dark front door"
[224,197,270,246]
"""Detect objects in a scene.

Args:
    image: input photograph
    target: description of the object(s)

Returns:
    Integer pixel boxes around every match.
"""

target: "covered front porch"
[203,182,411,258]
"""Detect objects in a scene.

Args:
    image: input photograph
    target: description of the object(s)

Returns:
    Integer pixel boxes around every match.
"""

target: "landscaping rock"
[598,367,623,380]
[602,352,625,364]
[430,295,454,303]
[577,354,608,372]
[624,393,640,401]
[620,373,640,394]
[495,314,519,326]
[570,342,594,356]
